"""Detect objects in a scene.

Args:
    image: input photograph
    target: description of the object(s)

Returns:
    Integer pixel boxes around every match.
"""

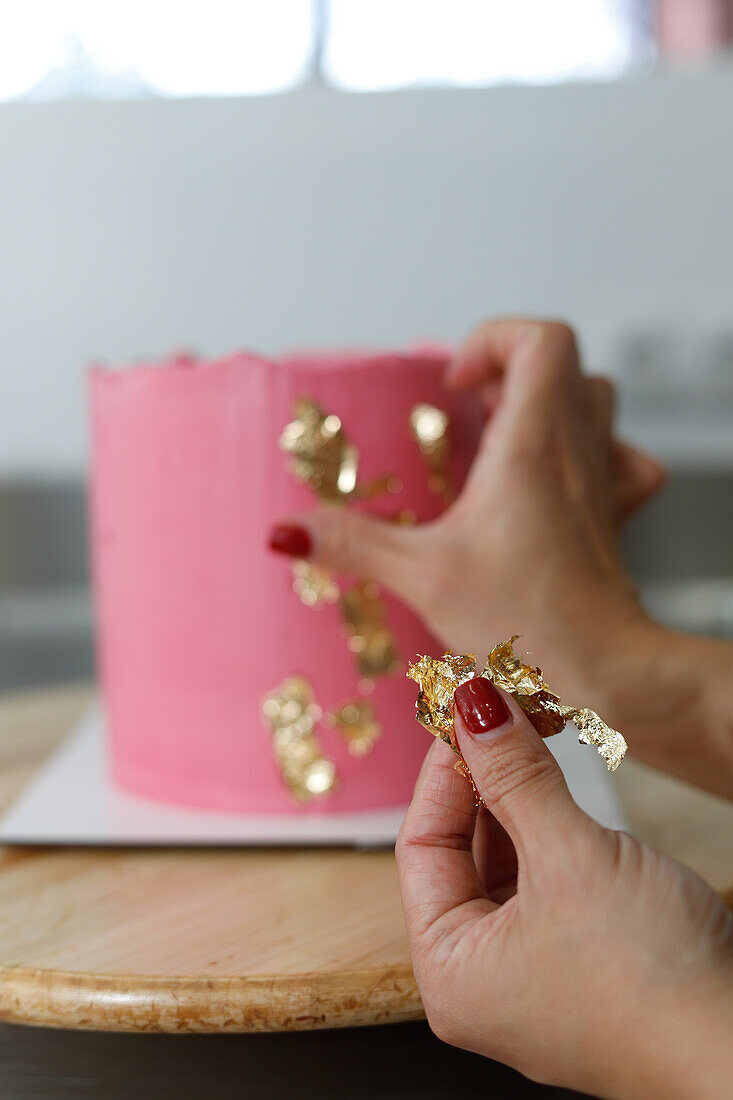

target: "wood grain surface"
[0,685,731,1034]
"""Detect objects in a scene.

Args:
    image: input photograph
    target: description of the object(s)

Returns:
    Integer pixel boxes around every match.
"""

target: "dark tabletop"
[0,1021,591,1099]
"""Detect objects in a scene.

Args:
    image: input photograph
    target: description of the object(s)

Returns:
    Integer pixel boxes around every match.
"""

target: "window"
[0,0,316,101]
[0,0,655,103]
[323,0,654,91]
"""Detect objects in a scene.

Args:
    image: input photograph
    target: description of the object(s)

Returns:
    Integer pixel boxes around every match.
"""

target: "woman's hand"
[268,317,733,796]
[396,677,733,1099]
[268,319,662,702]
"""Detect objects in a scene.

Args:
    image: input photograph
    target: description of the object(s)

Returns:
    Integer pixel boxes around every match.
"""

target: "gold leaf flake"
[353,474,403,502]
[325,700,382,756]
[482,638,627,769]
[279,398,359,504]
[406,652,481,799]
[558,706,628,773]
[280,398,400,506]
[483,636,566,740]
[341,583,401,679]
[390,509,417,526]
[291,560,340,608]
[409,403,451,499]
[262,676,337,800]
[406,652,476,751]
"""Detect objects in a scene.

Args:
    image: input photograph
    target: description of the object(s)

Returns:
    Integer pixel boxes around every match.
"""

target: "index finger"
[444,317,581,425]
[396,739,496,948]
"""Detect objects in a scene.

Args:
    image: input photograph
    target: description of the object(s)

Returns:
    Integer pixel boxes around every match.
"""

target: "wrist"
[544,586,661,713]
[580,605,669,725]
[608,967,733,1100]
[585,612,733,794]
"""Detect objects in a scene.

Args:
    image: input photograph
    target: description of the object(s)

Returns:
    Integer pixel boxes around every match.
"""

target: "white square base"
[0,710,627,847]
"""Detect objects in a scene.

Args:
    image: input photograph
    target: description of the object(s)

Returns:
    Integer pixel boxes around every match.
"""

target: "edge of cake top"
[88,344,453,382]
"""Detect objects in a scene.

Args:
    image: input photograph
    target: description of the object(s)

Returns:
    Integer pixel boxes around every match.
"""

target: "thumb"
[267,511,425,605]
[453,677,581,851]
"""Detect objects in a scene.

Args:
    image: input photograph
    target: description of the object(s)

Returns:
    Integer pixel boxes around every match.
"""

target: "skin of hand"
[267,318,733,796]
[396,677,733,1098]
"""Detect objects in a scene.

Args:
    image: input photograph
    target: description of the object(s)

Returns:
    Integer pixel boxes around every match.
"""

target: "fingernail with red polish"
[267,523,312,559]
[454,678,510,739]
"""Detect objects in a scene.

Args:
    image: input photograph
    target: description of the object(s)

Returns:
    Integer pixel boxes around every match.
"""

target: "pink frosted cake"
[89,350,483,814]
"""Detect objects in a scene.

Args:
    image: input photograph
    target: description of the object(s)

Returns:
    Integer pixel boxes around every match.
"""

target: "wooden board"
[0,684,731,1034]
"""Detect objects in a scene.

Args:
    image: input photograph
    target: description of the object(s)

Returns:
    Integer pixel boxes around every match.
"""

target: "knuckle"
[534,319,579,371]
[609,828,645,879]
[542,319,578,354]
[541,819,610,892]
[483,750,561,815]
[506,423,561,467]
[516,321,578,387]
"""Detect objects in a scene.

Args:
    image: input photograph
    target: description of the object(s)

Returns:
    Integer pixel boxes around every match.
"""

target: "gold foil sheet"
[262,676,336,800]
[561,707,628,773]
[482,637,566,740]
[341,582,401,681]
[292,560,340,608]
[355,475,404,502]
[482,637,627,770]
[408,638,627,779]
[407,652,476,750]
[406,653,478,792]
[280,398,359,504]
[409,403,451,498]
[325,700,382,756]
[280,398,401,505]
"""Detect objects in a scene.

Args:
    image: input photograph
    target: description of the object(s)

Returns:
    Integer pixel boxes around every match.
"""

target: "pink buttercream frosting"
[89,350,483,814]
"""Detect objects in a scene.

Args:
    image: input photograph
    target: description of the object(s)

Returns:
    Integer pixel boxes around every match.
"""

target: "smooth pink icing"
[89,351,483,814]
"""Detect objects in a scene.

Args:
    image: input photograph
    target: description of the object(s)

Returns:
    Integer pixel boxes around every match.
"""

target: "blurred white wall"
[1,64,733,476]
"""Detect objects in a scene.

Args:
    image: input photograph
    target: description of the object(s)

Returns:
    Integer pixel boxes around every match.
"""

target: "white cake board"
[0,709,627,847]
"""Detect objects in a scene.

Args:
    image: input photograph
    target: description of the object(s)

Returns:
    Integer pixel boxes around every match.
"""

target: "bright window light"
[0,0,653,103]
[323,0,653,91]
[0,0,315,101]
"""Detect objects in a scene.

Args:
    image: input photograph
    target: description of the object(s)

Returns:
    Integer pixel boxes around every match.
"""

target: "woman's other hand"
[268,319,662,700]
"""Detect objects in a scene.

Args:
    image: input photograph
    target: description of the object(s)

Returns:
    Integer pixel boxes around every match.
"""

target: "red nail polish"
[267,523,312,559]
[454,677,509,737]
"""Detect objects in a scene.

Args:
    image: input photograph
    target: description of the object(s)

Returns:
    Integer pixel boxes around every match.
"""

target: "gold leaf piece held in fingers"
[407,638,627,775]
[406,652,476,750]
[482,637,627,768]
[558,706,628,773]
[406,652,481,800]
[482,636,566,739]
